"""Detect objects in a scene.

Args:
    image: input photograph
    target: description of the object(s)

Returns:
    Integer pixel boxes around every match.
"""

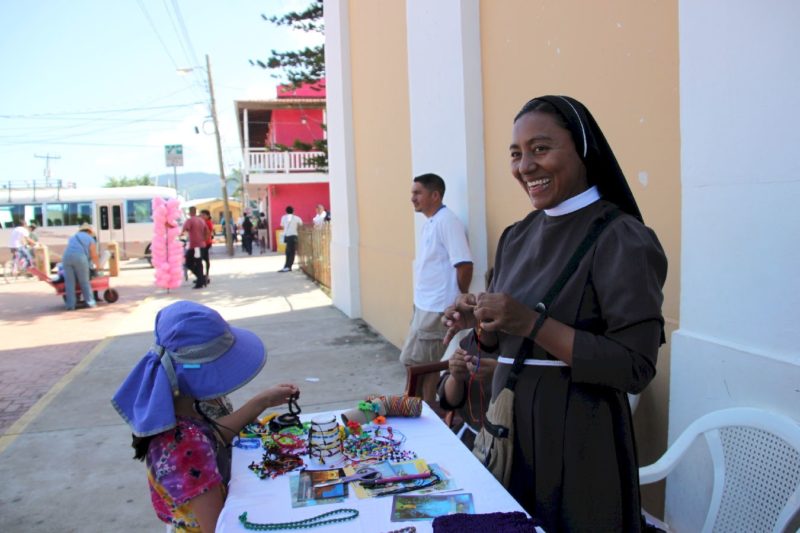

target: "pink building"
[235,81,328,250]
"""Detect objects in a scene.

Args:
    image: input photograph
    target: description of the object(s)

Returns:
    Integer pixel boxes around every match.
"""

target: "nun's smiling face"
[510,111,589,210]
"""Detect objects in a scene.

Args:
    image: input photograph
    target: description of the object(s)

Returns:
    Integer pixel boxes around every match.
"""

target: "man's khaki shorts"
[399,306,447,366]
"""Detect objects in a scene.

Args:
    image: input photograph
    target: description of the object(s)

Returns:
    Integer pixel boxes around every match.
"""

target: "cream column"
[324,0,361,317]
[405,0,488,292]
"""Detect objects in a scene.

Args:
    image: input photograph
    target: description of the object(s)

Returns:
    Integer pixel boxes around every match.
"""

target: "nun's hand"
[474,292,536,338]
[442,293,478,345]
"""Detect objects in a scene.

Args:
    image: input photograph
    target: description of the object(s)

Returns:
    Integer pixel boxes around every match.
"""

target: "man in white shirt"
[312,204,328,226]
[279,205,303,272]
[8,222,34,266]
[400,173,473,405]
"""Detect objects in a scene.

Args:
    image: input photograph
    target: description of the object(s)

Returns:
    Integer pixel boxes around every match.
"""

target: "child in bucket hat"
[112,301,299,532]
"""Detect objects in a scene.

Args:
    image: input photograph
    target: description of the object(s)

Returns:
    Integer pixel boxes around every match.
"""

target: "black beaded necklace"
[238,508,359,530]
[268,392,303,432]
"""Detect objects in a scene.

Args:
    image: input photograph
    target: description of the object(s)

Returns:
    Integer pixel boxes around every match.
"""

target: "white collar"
[544,186,601,216]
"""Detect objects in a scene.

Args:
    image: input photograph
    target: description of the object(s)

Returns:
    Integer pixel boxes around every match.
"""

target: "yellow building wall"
[480,1,680,515]
[349,0,415,347]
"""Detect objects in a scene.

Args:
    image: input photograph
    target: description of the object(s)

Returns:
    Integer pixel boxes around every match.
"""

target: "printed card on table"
[390,493,475,521]
[289,468,348,508]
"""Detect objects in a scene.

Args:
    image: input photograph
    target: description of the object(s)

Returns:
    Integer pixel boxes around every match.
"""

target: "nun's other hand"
[442,293,478,345]
[474,292,536,338]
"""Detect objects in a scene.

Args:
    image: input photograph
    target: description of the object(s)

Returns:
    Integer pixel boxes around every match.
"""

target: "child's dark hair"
[131,401,235,461]
[132,435,153,461]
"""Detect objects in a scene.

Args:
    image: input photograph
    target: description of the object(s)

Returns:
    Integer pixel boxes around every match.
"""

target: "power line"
[0,102,204,119]
[136,0,180,69]
[171,0,200,68]
[161,0,193,70]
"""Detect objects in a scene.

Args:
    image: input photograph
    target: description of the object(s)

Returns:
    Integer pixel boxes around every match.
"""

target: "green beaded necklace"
[238,508,359,530]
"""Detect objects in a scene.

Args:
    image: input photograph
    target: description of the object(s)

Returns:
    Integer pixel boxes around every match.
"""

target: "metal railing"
[298,223,331,291]
[247,150,326,173]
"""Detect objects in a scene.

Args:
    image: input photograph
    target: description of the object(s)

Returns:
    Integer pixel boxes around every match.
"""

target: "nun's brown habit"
[488,96,667,531]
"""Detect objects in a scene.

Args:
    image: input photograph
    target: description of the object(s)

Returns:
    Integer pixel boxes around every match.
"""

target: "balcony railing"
[247,149,326,173]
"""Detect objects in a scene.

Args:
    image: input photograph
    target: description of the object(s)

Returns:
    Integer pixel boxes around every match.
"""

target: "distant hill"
[155,172,226,200]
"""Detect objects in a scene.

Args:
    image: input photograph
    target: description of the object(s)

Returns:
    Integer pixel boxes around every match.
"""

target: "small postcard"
[289,468,349,508]
[390,493,475,521]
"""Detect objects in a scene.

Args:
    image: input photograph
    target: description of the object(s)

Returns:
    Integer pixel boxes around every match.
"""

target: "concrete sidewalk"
[0,251,407,532]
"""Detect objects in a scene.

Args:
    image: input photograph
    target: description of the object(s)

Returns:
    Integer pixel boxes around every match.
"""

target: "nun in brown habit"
[441,95,667,531]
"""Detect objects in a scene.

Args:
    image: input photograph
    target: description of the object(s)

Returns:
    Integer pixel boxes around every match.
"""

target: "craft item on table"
[368,473,440,498]
[431,511,542,532]
[248,442,304,480]
[342,425,416,463]
[265,431,307,455]
[340,395,422,425]
[234,437,262,449]
[315,466,381,488]
[289,468,350,508]
[238,508,359,531]
[269,391,303,432]
[390,493,475,521]
[307,414,345,467]
[384,528,416,533]
[387,460,455,493]
[345,419,363,436]
[348,460,444,499]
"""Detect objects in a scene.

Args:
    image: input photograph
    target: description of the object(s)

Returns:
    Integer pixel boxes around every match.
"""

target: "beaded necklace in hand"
[238,508,359,530]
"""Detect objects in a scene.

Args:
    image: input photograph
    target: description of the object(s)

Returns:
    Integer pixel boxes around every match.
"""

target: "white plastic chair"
[639,407,800,533]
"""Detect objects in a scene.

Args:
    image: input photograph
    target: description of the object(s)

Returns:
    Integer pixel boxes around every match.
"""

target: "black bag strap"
[506,208,622,390]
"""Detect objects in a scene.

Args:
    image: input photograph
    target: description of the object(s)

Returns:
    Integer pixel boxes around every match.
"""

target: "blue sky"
[0,0,321,189]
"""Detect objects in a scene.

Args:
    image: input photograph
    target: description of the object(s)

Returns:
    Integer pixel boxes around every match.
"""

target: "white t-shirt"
[312,211,328,226]
[280,214,302,237]
[9,226,29,248]
[413,206,472,312]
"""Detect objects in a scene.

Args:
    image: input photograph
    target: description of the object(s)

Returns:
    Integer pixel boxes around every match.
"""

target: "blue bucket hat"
[111,301,266,437]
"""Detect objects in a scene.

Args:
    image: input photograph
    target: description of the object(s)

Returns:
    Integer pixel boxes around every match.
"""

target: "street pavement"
[0,248,407,532]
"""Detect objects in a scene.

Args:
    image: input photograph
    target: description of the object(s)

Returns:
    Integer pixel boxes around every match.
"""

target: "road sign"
[165,144,184,167]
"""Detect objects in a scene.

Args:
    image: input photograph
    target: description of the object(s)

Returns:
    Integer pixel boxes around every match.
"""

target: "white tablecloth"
[217,403,535,532]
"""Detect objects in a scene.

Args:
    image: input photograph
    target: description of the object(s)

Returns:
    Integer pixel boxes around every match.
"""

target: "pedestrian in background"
[278,206,302,273]
[241,214,254,255]
[62,222,99,310]
[312,204,328,226]
[256,213,268,254]
[181,207,208,289]
[200,209,214,285]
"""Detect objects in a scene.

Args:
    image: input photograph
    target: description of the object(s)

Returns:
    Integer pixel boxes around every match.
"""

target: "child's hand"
[261,383,299,408]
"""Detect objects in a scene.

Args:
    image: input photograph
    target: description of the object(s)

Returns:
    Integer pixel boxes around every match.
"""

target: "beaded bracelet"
[234,437,262,449]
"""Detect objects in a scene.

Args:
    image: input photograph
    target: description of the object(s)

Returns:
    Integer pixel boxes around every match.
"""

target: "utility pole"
[206,54,234,257]
[34,153,61,186]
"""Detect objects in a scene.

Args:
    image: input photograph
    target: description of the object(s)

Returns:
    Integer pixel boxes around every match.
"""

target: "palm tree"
[226,168,245,205]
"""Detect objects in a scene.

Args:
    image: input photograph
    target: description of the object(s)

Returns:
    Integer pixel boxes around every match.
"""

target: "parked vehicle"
[0,186,180,264]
